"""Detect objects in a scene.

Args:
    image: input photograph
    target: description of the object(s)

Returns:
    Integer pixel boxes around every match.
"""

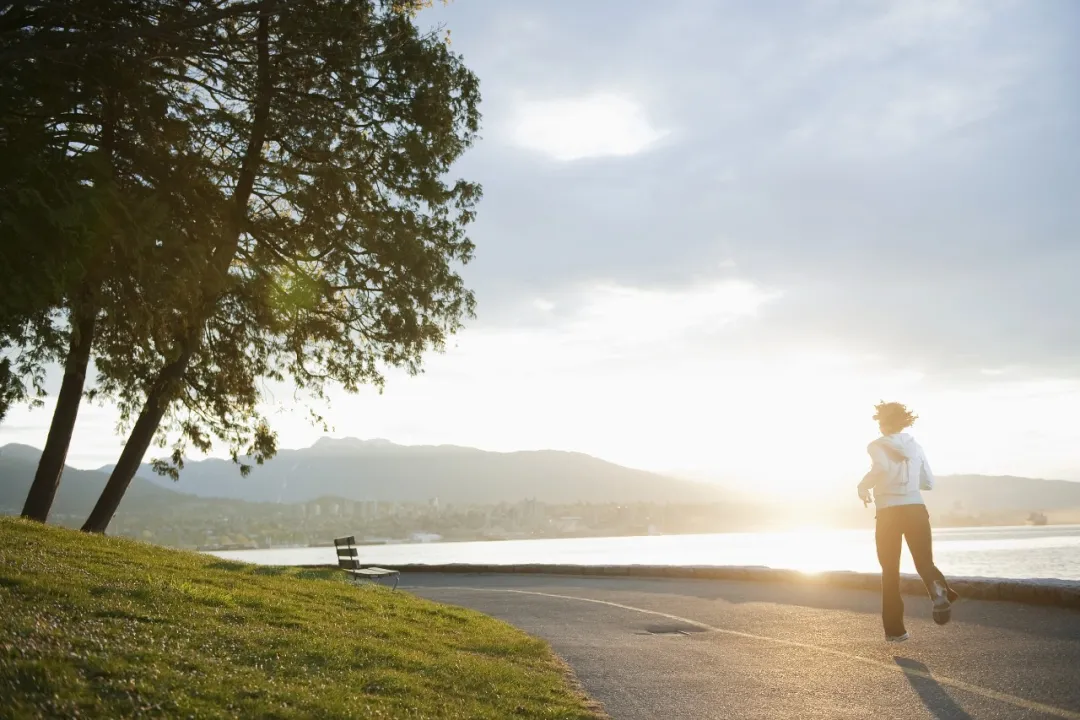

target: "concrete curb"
[371,563,1080,610]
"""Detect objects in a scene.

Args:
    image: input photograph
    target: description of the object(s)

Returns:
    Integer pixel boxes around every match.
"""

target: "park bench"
[333,536,400,590]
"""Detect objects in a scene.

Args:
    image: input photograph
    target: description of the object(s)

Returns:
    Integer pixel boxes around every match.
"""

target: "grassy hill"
[0,518,601,719]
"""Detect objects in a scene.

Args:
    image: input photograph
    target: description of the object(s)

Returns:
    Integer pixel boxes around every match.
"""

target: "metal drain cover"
[640,623,708,635]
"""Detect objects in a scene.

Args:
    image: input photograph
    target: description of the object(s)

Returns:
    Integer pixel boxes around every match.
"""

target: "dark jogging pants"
[875,502,954,637]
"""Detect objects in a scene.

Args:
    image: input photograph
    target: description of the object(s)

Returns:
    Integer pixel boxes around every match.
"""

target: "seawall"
[369,563,1080,609]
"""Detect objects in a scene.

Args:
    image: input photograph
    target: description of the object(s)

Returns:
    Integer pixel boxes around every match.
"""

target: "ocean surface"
[211,524,1080,581]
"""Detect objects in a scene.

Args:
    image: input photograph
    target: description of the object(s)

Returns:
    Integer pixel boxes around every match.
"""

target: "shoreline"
[208,525,1080,583]
[375,563,1080,610]
[212,521,1080,550]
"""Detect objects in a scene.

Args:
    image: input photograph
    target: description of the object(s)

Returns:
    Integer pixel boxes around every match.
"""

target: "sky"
[3,0,1080,496]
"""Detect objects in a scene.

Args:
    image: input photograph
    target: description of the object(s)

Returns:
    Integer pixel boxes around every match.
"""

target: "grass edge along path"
[0,518,604,719]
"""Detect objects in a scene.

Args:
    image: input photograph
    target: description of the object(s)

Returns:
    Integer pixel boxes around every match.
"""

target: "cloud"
[438,277,780,374]
[564,280,778,351]
[799,0,994,68]
[450,0,1079,379]
[508,93,669,161]
[783,75,1015,158]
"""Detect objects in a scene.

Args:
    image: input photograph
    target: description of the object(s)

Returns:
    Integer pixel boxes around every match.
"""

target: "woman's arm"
[920,451,935,491]
[858,443,891,498]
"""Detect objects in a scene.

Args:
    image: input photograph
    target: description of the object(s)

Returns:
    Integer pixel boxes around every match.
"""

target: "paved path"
[404,573,1080,720]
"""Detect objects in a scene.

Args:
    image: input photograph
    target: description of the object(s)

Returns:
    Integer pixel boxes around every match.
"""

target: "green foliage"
[93,0,483,478]
[0,518,599,719]
[0,1,233,415]
[0,128,92,414]
[3,1,482,494]
[0,358,22,422]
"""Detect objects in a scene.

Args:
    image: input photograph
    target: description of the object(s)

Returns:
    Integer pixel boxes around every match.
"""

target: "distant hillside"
[97,437,727,505]
[805,473,1080,528]
[0,444,186,518]
[924,475,1080,513]
[6,439,1080,521]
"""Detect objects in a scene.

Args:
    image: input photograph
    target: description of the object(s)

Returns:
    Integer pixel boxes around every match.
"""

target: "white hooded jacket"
[857,432,934,509]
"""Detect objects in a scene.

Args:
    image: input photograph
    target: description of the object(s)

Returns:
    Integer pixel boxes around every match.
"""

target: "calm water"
[212,524,1080,581]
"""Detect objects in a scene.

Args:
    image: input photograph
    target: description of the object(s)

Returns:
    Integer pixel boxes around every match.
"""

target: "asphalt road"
[404,573,1080,720]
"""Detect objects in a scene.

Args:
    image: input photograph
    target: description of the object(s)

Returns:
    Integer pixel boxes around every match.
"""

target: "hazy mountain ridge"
[0,444,186,517]
[4,439,1080,517]
[921,474,1080,513]
[97,437,728,505]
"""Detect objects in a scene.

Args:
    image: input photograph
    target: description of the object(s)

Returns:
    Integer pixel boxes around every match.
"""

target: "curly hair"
[873,401,918,433]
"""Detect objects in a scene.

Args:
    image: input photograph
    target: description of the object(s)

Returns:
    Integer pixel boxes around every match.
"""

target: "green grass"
[0,518,602,719]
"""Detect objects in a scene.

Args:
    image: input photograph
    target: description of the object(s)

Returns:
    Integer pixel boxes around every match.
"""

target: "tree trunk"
[22,63,120,521]
[20,305,97,522]
[80,349,192,533]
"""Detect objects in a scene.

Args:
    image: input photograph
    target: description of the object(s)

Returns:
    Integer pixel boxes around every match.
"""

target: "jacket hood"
[877,432,919,460]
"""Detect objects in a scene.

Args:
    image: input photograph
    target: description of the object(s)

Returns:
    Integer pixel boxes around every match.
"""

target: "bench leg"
[342,570,398,590]
[374,574,398,590]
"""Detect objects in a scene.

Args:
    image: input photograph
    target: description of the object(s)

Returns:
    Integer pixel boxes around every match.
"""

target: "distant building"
[555,516,582,532]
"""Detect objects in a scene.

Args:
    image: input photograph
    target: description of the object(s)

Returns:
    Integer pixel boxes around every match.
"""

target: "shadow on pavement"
[894,657,973,720]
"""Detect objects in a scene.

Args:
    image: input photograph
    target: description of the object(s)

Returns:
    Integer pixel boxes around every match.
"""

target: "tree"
[0,70,89,423]
[5,1,228,521]
[80,0,481,532]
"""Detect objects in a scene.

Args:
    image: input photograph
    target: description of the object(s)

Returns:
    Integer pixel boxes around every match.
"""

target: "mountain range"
[96,437,729,505]
[3,438,1080,519]
[0,443,187,517]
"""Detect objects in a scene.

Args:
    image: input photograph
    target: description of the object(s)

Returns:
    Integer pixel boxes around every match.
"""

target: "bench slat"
[336,547,358,558]
[346,567,399,577]
[334,536,356,547]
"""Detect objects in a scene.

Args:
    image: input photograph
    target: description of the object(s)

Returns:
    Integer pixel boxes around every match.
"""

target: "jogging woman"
[858,401,958,642]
